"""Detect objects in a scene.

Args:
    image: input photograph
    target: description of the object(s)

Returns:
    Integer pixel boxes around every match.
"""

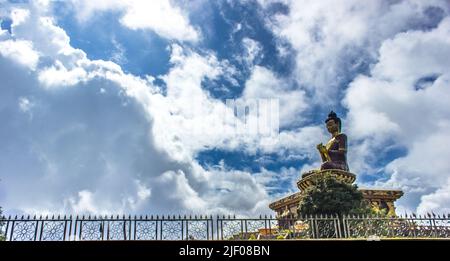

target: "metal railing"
[1,214,449,241]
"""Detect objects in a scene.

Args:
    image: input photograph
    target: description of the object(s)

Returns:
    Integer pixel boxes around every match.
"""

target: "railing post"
[335,214,341,238]
[39,215,44,241]
[9,215,17,241]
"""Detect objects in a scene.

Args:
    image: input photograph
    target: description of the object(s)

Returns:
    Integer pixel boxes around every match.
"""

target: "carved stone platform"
[297,169,356,190]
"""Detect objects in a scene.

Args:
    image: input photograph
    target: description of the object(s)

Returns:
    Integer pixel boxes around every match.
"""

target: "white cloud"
[417,178,450,214]
[267,0,450,105]
[0,39,39,69]
[18,97,33,113]
[241,37,263,66]
[68,190,100,214]
[344,17,450,213]
[70,0,200,42]
[0,1,274,216]
[38,60,88,88]
[242,66,307,127]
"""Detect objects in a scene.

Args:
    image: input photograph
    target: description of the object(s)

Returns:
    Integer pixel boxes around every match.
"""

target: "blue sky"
[1,0,450,216]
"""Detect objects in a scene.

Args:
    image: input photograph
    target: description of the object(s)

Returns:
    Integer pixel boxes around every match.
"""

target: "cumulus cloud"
[0,39,39,69]
[267,0,450,105]
[242,65,307,127]
[241,37,263,67]
[344,17,450,213]
[69,0,200,42]
[0,1,273,216]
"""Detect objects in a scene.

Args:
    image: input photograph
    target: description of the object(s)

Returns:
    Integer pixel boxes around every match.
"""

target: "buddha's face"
[326,119,339,134]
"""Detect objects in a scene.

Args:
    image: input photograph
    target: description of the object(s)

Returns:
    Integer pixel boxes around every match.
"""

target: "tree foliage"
[298,173,371,217]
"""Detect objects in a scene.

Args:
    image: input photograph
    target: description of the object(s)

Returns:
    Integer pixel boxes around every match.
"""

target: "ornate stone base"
[269,169,403,218]
[297,169,356,190]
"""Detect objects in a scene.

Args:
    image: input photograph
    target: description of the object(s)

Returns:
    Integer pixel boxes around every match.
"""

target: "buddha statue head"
[325,111,341,135]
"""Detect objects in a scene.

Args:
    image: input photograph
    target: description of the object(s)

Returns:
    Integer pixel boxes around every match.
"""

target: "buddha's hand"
[316,143,326,153]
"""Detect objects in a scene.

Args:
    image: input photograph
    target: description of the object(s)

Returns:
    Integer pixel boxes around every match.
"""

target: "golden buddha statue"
[316,111,349,171]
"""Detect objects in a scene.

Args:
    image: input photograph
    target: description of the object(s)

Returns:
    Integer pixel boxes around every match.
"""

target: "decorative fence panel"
[1,214,449,241]
[343,214,450,239]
